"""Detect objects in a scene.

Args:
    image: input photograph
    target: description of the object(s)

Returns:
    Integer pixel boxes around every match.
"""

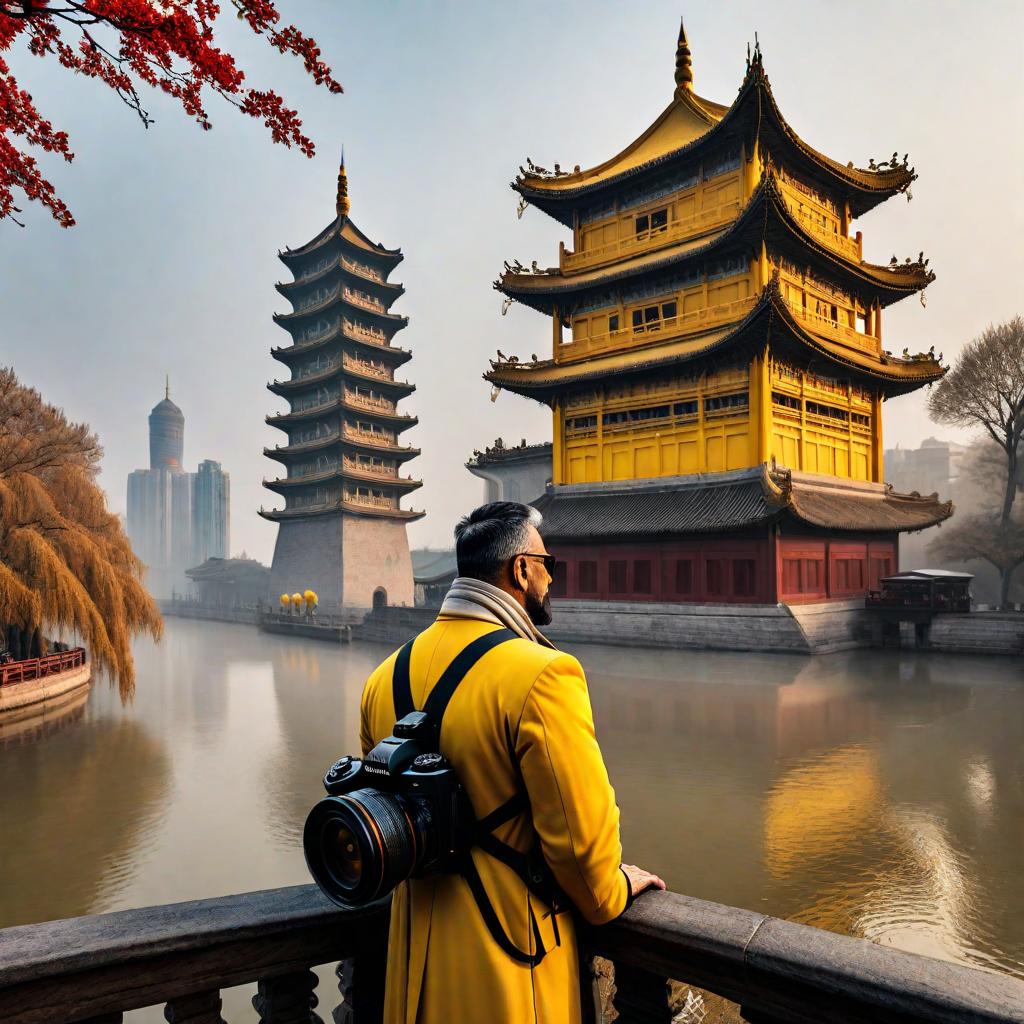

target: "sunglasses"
[514,552,558,575]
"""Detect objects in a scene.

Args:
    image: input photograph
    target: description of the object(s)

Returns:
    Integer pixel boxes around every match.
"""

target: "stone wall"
[267,513,415,611]
[926,613,1024,655]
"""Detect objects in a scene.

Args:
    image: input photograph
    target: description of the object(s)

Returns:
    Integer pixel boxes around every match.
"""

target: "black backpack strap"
[423,628,517,727]
[391,637,415,720]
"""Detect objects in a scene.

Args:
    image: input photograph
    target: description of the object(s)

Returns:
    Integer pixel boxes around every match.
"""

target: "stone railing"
[3,885,1023,1023]
[343,458,397,478]
[561,199,742,272]
[342,258,384,284]
[343,288,386,314]
[345,493,395,510]
[342,356,390,381]
[342,319,389,346]
[344,426,395,446]
[344,391,395,414]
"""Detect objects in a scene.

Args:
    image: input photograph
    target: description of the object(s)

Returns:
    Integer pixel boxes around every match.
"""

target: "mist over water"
[2,619,1022,1018]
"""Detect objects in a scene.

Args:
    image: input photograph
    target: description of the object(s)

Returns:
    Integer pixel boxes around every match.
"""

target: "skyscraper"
[127,386,230,598]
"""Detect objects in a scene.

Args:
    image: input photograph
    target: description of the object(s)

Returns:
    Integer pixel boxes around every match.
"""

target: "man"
[360,501,664,1024]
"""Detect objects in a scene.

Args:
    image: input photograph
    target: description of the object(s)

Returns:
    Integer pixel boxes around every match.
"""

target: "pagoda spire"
[336,147,350,217]
[674,17,694,97]
[165,374,170,400]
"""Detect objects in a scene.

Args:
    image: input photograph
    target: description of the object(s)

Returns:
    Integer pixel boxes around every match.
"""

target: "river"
[1,617,1022,1018]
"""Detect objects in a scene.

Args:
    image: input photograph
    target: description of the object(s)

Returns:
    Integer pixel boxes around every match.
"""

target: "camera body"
[308,711,471,900]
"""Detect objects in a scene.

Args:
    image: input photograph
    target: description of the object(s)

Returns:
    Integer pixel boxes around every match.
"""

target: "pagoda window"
[635,208,668,239]
[631,300,678,334]
[772,392,801,412]
[806,400,848,423]
[674,559,694,596]
[704,392,749,416]
[608,560,628,594]
[608,314,620,333]
[578,561,599,594]
[673,400,698,420]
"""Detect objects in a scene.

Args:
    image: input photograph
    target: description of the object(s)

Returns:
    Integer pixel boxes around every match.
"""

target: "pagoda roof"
[273,289,408,328]
[259,499,424,524]
[498,175,932,313]
[268,364,415,400]
[271,323,412,367]
[275,259,404,300]
[264,435,421,465]
[531,466,952,540]
[485,280,944,401]
[466,440,553,469]
[263,467,422,495]
[266,398,417,432]
[515,42,914,225]
[279,215,403,271]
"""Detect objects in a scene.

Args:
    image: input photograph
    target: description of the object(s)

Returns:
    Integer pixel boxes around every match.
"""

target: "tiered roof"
[262,157,422,525]
[486,23,942,403]
[532,467,952,539]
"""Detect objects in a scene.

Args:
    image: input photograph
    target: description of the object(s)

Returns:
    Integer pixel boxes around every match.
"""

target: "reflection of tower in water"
[263,640,388,845]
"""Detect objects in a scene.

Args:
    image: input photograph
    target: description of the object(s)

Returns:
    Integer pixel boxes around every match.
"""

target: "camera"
[303,711,471,908]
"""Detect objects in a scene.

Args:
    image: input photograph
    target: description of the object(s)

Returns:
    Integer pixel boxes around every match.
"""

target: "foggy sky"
[2,1,1023,562]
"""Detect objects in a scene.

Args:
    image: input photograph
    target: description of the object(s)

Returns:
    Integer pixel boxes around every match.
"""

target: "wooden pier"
[1,884,1023,1023]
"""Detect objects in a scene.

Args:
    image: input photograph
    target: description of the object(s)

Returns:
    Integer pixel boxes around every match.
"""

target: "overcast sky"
[3,1,1023,561]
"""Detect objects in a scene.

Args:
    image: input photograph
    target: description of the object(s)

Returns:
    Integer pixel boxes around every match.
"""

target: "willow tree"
[928,317,1024,607]
[0,368,161,696]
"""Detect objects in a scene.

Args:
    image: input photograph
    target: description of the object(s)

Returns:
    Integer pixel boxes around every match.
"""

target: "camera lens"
[303,790,430,908]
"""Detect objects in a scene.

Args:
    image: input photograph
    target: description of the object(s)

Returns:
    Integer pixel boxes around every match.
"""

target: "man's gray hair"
[454,501,543,584]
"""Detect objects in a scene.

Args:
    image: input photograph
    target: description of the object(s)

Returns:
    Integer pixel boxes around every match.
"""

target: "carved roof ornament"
[336,146,350,218]
[674,18,694,97]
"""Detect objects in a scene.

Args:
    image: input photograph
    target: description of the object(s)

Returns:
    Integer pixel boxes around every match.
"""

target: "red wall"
[776,535,896,603]
[548,531,899,606]
[549,537,774,604]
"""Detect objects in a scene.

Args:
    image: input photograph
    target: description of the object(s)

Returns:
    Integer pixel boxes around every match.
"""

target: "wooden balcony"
[344,391,396,415]
[560,294,757,362]
[342,355,390,381]
[786,199,863,262]
[342,319,389,346]
[782,297,880,355]
[341,257,384,284]
[3,885,1022,1024]
[344,493,397,511]
[561,198,742,273]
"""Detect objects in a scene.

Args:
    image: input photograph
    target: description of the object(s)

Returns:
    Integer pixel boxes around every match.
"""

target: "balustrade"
[341,258,384,284]
[783,297,879,354]
[788,202,862,261]
[562,199,742,272]
[344,425,395,446]
[344,391,395,414]
[2,885,1022,1024]
[342,458,397,478]
[296,288,340,315]
[0,648,86,687]
[345,493,396,510]
[342,288,386,314]
[342,356,390,381]
[342,319,389,346]
[562,295,757,360]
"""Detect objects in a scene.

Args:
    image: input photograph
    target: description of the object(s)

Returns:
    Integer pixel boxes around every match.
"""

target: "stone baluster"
[164,990,226,1023]
[334,954,386,1024]
[610,962,672,1024]
[253,969,323,1024]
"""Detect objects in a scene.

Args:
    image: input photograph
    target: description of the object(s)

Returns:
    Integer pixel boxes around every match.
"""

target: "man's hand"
[622,863,666,898]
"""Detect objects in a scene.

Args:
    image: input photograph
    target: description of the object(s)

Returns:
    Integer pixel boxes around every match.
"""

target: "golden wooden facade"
[489,25,941,491]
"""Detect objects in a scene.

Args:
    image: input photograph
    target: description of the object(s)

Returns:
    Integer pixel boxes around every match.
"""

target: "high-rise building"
[262,155,422,609]
[192,459,230,565]
[127,387,230,598]
[486,24,952,606]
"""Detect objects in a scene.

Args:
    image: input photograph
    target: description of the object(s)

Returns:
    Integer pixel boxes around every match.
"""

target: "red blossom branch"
[0,0,342,228]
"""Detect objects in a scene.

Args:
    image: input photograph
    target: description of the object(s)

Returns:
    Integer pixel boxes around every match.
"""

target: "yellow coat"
[360,615,628,1024]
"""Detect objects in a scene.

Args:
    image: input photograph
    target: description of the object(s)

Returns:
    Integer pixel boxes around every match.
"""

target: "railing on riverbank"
[2,884,1022,1024]
[0,648,85,688]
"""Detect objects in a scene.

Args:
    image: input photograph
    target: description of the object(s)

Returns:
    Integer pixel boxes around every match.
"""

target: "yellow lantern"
[292,592,303,606]
[304,589,317,608]
[279,593,290,607]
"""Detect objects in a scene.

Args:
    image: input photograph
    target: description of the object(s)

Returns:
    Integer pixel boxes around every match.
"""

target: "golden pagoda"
[486,24,951,606]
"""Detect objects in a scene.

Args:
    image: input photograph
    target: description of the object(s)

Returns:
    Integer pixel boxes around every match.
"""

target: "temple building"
[487,25,951,606]
[262,156,422,610]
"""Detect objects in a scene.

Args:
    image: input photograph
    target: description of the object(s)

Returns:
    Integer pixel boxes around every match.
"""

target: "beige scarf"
[439,576,556,649]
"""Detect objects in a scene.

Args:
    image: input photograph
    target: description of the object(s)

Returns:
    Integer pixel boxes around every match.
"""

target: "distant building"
[411,549,458,607]
[466,439,552,504]
[193,459,230,565]
[261,155,422,610]
[126,385,231,598]
[884,437,965,501]
[186,556,269,609]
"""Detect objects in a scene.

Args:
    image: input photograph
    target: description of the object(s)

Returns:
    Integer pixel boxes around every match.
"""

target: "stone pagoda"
[486,24,951,607]
[262,155,422,610]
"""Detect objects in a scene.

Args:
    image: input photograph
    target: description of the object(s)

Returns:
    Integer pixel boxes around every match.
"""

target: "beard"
[525,588,553,627]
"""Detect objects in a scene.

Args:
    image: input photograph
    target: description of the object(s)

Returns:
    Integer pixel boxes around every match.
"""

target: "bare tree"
[928,318,1024,607]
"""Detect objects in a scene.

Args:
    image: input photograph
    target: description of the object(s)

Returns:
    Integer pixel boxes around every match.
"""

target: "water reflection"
[0,620,1021,997]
